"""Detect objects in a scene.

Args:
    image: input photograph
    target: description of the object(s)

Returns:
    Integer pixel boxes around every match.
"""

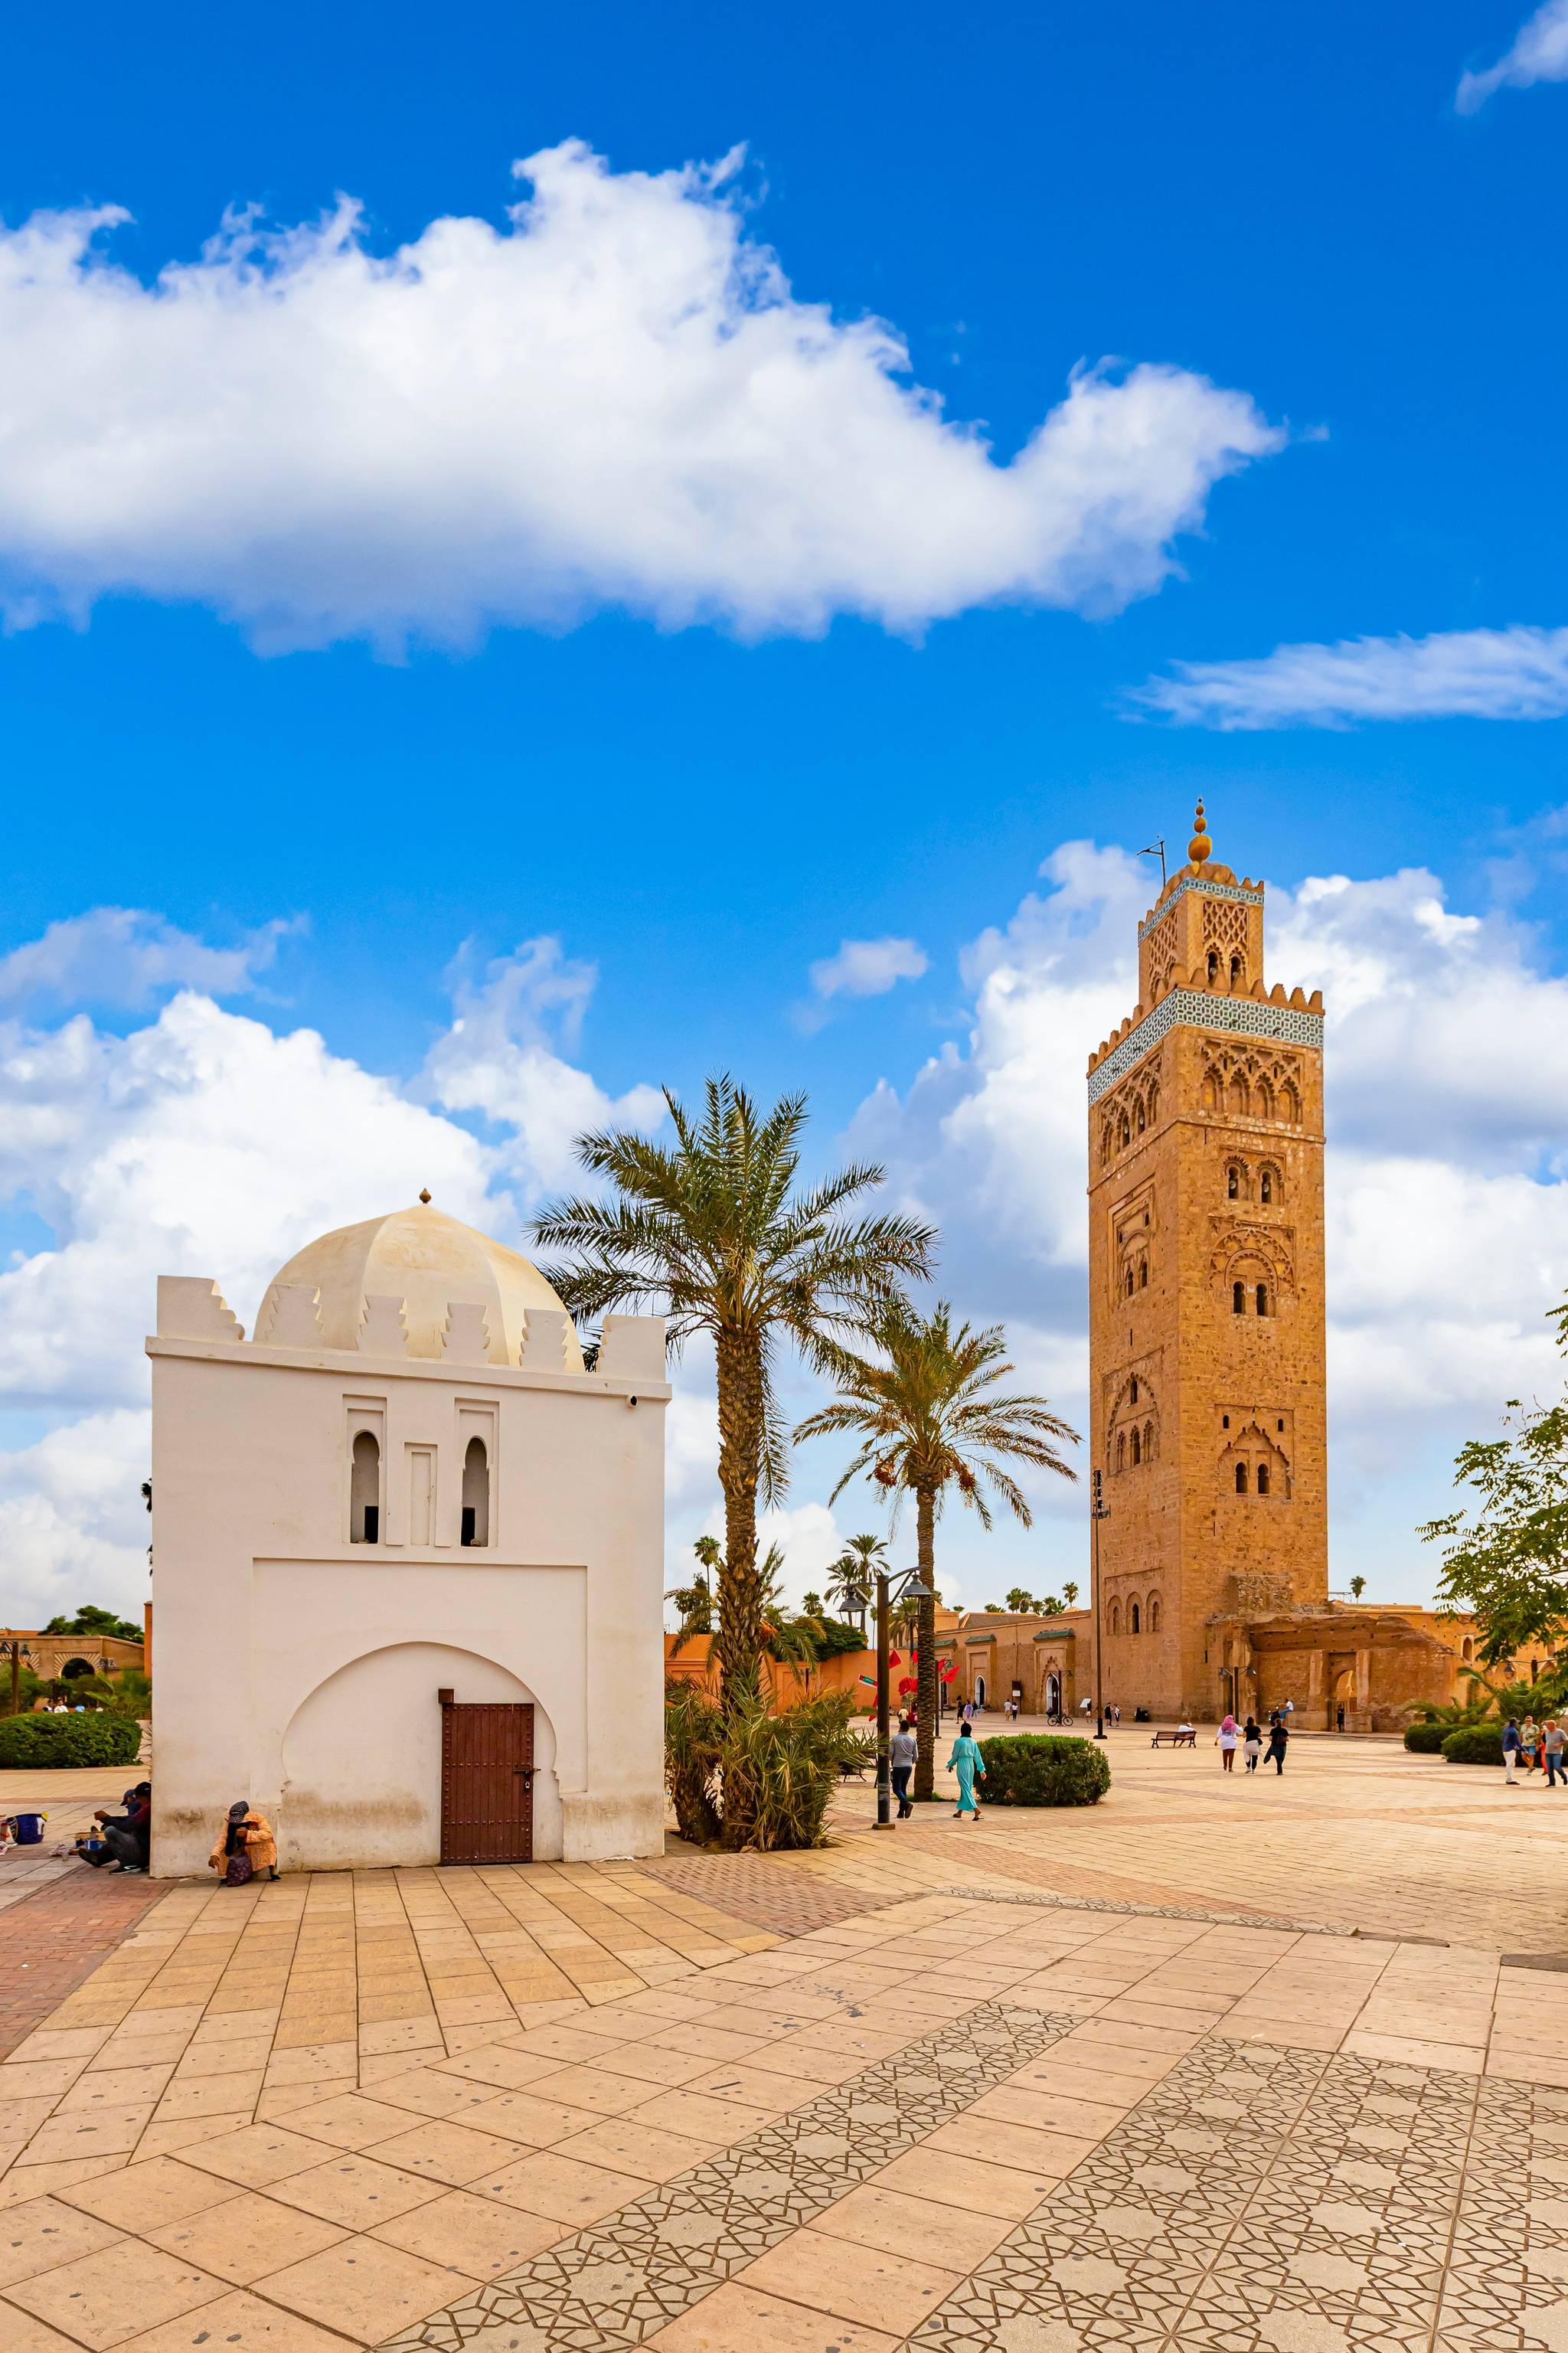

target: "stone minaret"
[1086,802,1328,1719]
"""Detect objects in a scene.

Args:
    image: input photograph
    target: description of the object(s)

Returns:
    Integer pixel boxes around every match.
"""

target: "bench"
[1150,1728,1197,1748]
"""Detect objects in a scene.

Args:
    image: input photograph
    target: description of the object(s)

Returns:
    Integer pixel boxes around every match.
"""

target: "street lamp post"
[3,1634,31,1718]
[1091,1468,1110,1740]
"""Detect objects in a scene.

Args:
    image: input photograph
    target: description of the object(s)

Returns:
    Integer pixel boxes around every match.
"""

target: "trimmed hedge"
[1403,1722,1453,1753]
[975,1733,1111,1807]
[1441,1724,1504,1766]
[0,1713,142,1769]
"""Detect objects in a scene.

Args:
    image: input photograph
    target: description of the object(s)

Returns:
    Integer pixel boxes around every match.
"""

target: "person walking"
[947,1723,986,1820]
[1544,1721,1566,1789]
[1266,1716,1289,1776]
[1216,1714,1239,1772]
[1243,1717,1262,1773]
[1522,1715,1540,1773]
[890,1716,918,1819]
[1336,1703,1345,1733]
[1503,1718,1523,1785]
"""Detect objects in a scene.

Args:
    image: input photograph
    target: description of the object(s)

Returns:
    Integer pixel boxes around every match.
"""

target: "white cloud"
[1132,624,1568,729]
[0,923,665,1626]
[1458,0,1568,111]
[0,907,299,1010]
[848,839,1568,1599]
[808,937,929,1002]
[0,142,1280,653]
[422,936,666,1192]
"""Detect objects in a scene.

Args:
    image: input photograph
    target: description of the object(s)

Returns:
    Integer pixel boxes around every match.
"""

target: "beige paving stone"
[116,2289,354,2351]
[56,2157,242,2234]
[739,2225,963,2334]
[142,2190,350,2283]
[643,2279,901,2352]
[0,2195,125,2287]
[870,2140,1063,2217]
[177,2124,335,2191]
[266,2151,443,2230]
[811,2181,1014,2268]
[471,2146,651,2224]
[5,2238,227,2349]
[255,2234,463,2337]
[552,2114,720,2183]
[369,2185,564,2276]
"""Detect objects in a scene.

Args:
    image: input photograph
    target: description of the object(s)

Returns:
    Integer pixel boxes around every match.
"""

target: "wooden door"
[440,1702,534,1864]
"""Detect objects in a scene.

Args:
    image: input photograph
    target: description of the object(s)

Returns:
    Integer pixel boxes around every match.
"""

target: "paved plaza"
[2,1728,1566,2351]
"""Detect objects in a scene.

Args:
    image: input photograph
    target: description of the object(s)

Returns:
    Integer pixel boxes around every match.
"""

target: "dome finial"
[418,1188,432,1206]
[1188,799,1212,867]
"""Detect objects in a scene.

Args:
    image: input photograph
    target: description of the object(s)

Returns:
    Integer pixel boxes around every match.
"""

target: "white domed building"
[146,1200,668,1876]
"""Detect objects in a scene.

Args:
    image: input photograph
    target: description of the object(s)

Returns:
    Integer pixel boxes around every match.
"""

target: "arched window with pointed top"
[1207,949,1220,985]
[351,1430,381,1544]
[1256,1462,1270,1498]
[1109,1600,1122,1635]
[1256,1283,1269,1317]
[1125,1265,1135,1299]
[1259,1168,1273,1204]
[461,1436,490,1547]
[1129,1377,1138,1404]
[1144,1420,1155,1461]
[1233,1280,1246,1315]
[1120,1112,1131,1149]
[1227,1164,1240,1199]
[1235,1461,1249,1495]
[1131,1427,1142,1466]
[1148,1595,1161,1633]
[1230,953,1245,988]
[1138,1257,1148,1289]
[1136,1098,1146,1132]
[1116,1431,1125,1472]
[1130,1601,1141,1634]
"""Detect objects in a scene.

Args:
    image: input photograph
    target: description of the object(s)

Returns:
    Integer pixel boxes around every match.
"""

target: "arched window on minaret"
[1109,1600,1121,1634]
[1256,1462,1271,1497]
[1131,1427,1142,1466]
[1125,1265,1135,1299]
[1259,1168,1273,1204]
[1230,953,1245,989]
[350,1430,381,1544]
[1207,949,1220,985]
[1233,1281,1246,1315]
[1130,1601,1141,1633]
[1228,1070,1250,1116]
[1227,1165,1240,1199]
[1138,1257,1148,1288]
[1234,1461,1249,1495]
[1116,1431,1125,1472]
[1256,1283,1269,1317]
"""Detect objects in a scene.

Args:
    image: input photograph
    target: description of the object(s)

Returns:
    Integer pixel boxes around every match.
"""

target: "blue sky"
[2,0,1566,1623]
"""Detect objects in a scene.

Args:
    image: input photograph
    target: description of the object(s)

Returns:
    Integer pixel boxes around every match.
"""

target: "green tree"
[1062,1580,1079,1608]
[826,1534,887,1625]
[797,1298,1078,1802]
[1004,1587,1034,1614]
[1348,1574,1367,1600]
[41,1604,141,1644]
[666,1535,717,1654]
[1420,1395,1568,1665]
[801,1590,825,1622]
[533,1077,932,1747]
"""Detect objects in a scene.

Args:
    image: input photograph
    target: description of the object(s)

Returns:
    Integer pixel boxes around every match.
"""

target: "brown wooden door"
[440,1702,534,1864]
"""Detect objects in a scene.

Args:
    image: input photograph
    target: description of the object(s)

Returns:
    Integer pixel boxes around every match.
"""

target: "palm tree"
[1062,1580,1080,1608]
[667,1535,718,1655]
[532,1077,933,1730]
[826,1533,888,1627]
[797,1299,1079,1802]
[1348,1574,1367,1600]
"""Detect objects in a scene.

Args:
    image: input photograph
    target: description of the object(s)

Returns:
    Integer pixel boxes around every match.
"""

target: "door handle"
[516,1769,534,1789]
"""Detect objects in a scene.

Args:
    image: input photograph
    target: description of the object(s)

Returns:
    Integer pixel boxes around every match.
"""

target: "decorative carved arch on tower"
[1106,1370,1161,1471]
[1218,1417,1292,1502]
[1210,1222,1295,1299]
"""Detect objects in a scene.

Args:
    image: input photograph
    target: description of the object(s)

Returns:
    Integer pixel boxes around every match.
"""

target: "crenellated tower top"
[1087,802,1324,1098]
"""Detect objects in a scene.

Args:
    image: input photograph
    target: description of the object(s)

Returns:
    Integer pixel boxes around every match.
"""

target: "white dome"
[264,1201,582,1367]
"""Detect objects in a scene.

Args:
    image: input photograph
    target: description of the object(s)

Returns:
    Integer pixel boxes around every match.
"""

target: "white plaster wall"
[148,1336,667,1877]
[279,1643,561,1868]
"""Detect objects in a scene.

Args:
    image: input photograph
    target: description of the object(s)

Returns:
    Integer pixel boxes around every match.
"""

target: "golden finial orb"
[1187,799,1212,867]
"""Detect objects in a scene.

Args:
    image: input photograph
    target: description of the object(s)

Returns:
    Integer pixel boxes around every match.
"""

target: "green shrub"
[1441,1724,1504,1766]
[1403,1721,1452,1753]
[664,1684,872,1851]
[0,1713,142,1769]
[976,1733,1111,1807]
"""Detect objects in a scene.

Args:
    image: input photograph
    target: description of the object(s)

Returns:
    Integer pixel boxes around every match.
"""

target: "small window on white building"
[461,1436,490,1547]
[351,1430,381,1543]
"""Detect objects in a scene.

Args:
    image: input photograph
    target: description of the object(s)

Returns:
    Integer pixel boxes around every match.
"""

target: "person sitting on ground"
[83,1784,151,1872]
[209,1802,278,1884]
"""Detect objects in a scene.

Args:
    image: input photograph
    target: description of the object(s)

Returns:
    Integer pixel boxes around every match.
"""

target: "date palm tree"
[826,1533,888,1627]
[797,1299,1079,1802]
[531,1076,933,1742]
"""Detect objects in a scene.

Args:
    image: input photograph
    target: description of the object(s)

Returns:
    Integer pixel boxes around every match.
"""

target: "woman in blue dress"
[947,1724,986,1819]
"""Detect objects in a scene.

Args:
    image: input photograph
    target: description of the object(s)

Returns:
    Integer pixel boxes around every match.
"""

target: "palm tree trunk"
[913,1482,938,1802]
[713,1327,765,1721]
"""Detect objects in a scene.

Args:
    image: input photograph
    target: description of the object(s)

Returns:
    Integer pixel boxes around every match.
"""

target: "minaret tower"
[1086,803,1328,1719]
